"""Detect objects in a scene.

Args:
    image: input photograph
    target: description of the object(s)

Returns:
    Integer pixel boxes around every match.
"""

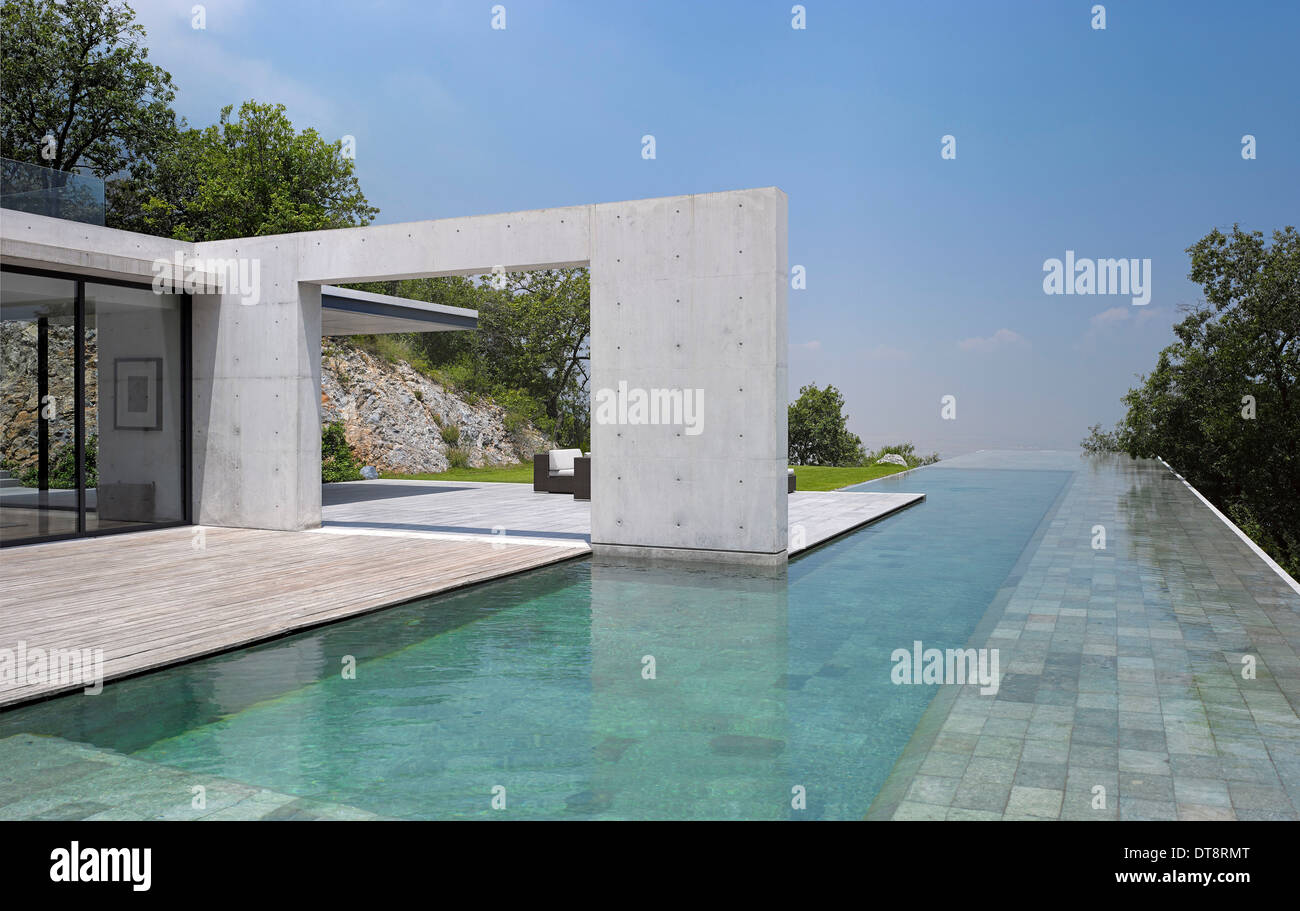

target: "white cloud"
[794,340,822,352]
[1088,305,1163,330]
[957,328,1028,353]
[864,344,910,363]
[1076,305,1168,350]
[1090,306,1131,327]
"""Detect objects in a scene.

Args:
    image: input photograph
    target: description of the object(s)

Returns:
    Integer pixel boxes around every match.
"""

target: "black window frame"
[0,263,192,547]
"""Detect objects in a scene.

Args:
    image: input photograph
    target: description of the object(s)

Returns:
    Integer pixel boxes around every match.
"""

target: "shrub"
[446,446,471,469]
[17,436,98,488]
[321,421,363,482]
[1080,423,1122,454]
[440,424,460,445]
[496,387,547,440]
[864,442,941,468]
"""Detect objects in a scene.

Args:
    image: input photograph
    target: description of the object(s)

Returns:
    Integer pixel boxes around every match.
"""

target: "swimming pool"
[0,459,1076,820]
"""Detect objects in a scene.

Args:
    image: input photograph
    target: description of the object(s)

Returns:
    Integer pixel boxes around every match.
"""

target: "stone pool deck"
[320,478,923,555]
[0,734,384,820]
[866,452,1300,821]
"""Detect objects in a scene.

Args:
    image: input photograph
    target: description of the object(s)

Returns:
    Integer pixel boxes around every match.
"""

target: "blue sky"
[130,0,1299,455]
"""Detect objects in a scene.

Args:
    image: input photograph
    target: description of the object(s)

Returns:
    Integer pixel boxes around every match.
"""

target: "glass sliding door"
[84,282,186,532]
[0,272,79,543]
[0,267,189,546]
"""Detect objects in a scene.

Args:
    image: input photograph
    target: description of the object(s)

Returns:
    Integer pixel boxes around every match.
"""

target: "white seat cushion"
[550,468,575,478]
[548,448,582,473]
[787,468,795,475]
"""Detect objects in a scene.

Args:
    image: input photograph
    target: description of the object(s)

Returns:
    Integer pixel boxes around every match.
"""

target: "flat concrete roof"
[319,284,477,336]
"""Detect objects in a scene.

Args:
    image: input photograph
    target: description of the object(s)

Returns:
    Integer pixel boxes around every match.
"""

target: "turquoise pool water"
[0,465,1073,820]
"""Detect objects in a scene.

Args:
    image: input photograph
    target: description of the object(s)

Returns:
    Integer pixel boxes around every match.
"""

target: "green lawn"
[380,461,914,490]
[790,463,913,490]
[380,463,534,483]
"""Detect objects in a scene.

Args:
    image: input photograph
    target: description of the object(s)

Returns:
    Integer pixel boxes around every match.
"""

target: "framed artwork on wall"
[113,357,163,430]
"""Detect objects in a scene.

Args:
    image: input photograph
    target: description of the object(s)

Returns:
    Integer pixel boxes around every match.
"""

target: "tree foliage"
[788,384,865,466]
[111,100,378,240]
[1088,225,1299,575]
[0,0,177,177]
[473,269,590,443]
[345,269,592,448]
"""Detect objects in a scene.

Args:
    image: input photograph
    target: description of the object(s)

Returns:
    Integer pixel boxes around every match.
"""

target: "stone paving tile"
[892,800,948,820]
[946,806,1002,820]
[906,775,960,807]
[0,734,384,821]
[1173,777,1231,807]
[1014,761,1067,790]
[973,735,1024,760]
[918,750,972,779]
[1177,804,1236,821]
[1119,773,1175,803]
[1005,785,1063,818]
[883,454,1300,821]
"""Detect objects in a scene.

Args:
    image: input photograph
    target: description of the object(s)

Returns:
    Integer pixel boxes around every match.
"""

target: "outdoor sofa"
[534,448,583,494]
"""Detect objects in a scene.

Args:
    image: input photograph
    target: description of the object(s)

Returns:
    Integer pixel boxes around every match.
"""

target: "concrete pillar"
[191,235,321,530]
[589,188,789,563]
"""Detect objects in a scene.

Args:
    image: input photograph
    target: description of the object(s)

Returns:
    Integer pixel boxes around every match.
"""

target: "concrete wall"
[191,235,322,530]
[588,188,788,562]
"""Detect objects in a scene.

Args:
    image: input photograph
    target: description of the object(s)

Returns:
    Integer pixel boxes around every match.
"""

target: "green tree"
[1080,423,1121,454]
[113,100,377,240]
[788,384,865,466]
[473,269,590,444]
[0,0,177,178]
[1090,225,1299,575]
[346,269,593,448]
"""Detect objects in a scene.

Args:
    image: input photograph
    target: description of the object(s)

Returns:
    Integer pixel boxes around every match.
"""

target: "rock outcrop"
[320,339,551,474]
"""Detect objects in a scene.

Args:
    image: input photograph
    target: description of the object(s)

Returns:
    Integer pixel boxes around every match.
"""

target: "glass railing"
[1,156,105,225]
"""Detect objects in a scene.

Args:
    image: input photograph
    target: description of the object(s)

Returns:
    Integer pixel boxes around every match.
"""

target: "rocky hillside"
[1,322,97,479]
[321,338,551,474]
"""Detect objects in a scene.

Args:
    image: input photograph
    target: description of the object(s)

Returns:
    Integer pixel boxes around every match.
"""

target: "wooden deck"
[1,481,924,708]
[0,524,585,707]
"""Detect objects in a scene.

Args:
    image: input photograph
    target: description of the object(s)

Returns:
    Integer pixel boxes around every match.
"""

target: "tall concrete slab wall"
[588,188,788,562]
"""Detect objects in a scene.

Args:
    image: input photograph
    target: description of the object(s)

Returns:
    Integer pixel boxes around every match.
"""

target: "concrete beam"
[320,284,478,336]
[0,210,207,286]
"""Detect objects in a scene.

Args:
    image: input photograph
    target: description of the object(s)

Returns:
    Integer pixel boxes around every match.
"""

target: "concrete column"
[589,187,788,563]
[190,235,321,530]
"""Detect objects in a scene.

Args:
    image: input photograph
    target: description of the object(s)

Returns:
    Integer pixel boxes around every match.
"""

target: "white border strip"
[309,525,590,551]
[1158,456,1300,596]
